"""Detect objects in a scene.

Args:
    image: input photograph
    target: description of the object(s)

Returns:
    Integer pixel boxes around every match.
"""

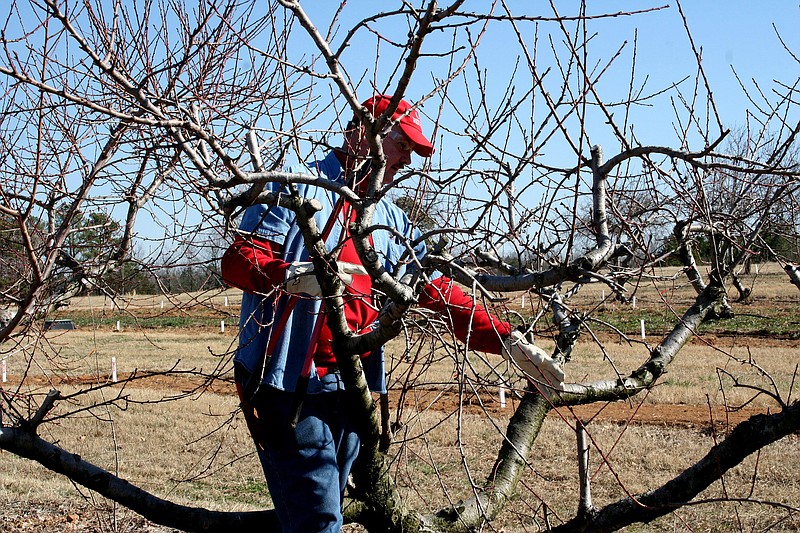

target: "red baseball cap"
[360,94,434,158]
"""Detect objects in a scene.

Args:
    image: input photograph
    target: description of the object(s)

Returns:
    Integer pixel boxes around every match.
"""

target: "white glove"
[503,330,565,393]
[284,261,367,297]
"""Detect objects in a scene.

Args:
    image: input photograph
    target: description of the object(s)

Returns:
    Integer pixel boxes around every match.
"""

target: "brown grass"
[2,265,799,531]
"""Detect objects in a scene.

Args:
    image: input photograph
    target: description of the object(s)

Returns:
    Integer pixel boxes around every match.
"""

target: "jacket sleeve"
[221,235,289,294]
[418,276,512,354]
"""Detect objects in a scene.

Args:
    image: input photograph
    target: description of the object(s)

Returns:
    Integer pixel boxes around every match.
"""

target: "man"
[221,95,564,532]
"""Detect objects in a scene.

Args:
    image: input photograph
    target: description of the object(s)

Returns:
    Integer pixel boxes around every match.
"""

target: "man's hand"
[503,330,565,393]
[284,261,367,297]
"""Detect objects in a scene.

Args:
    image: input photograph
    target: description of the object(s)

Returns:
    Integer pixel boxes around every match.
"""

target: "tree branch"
[552,402,800,532]
[0,426,279,532]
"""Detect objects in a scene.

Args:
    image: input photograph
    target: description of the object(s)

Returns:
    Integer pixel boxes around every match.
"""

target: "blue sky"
[251,1,797,258]
[37,1,792,248]
[605,2,798,133]
[290,1,798,162]
[3,2,797,258]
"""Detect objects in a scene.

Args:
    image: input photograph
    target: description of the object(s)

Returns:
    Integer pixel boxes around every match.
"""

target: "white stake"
[601,290,605,301]
[115,320,121,332]
[111,357,117,382]
[2,359,6,383]
[224,296,229,307]
[499,385,506,408]
[520,295,526,308]
[160,300,164,309]
[640,319,646,339]
[754,264,759,275]
[632,296,637,308]
[220,320,225,333]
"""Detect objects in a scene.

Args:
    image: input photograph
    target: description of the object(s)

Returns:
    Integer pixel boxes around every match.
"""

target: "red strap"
[268,198,345,371]
[312,203,375,374]
[301,310,328,377]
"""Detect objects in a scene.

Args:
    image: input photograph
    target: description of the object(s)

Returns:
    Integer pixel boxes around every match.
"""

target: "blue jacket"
[234,151,428,394]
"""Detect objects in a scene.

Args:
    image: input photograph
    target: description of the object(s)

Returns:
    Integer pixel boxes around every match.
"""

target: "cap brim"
[400,124,434,157]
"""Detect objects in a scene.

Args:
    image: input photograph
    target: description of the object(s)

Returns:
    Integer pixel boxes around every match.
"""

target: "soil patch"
[11,372,769,431]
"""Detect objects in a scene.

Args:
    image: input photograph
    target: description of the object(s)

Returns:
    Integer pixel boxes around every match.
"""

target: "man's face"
[347,124,415,186]
[381,126,415,184]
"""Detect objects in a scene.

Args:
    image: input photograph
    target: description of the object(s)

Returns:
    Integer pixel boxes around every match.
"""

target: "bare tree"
[1,1,798,531]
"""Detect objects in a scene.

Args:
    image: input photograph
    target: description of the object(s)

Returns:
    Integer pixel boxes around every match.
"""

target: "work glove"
[284,261,367,297]
[503,330,565,394]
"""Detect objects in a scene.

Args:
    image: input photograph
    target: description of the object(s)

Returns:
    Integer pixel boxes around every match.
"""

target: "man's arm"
[417,276,512,353]
[221,235,366,297]
[221,235,288,294]
[418,276,565,391]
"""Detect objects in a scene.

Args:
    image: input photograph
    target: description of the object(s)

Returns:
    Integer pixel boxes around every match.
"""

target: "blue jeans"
[236,367,361,533]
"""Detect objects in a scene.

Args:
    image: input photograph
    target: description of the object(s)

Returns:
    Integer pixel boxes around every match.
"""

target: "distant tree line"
[0,211,225,303]
[101,260,225,296]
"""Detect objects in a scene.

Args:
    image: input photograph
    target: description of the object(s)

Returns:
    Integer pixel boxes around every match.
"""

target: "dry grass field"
[1,264,798,531]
